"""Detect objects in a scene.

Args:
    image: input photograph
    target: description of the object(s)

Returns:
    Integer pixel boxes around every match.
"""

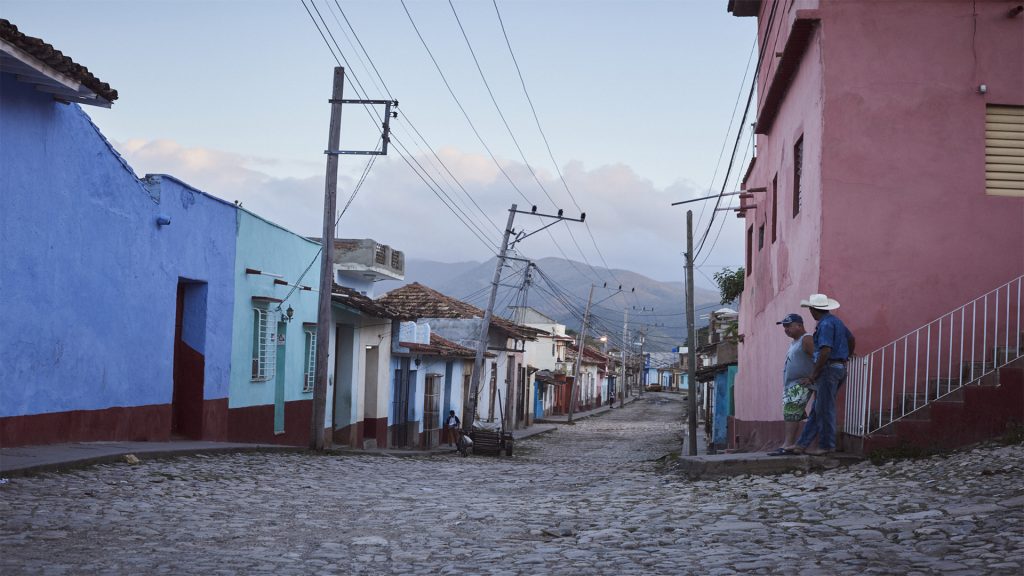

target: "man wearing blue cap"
[767,313,815,456]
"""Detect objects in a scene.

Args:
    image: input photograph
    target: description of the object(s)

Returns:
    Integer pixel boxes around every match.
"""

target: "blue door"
[534,381,543,419]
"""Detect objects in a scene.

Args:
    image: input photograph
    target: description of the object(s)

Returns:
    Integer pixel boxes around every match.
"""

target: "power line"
[448,0,558,210]
[693,0,782,260]
[400,0,533,205]
[301,0,501,255]
[490,0,625,293]
[330,1,502,237]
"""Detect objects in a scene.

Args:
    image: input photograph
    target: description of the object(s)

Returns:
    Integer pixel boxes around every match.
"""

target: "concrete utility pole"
[311,67,398,450]
[567,283,595,423]
[310,67,345,451]
[466,205,517,432]
[685,210,698,456]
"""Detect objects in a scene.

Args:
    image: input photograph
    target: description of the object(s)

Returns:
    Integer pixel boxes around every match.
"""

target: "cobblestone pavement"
[1,393,1022,575]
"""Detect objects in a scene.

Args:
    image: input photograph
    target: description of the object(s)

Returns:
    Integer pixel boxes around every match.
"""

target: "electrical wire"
[692,0,782,261]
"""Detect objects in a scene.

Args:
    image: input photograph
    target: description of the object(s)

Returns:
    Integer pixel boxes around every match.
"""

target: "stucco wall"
[735,18,825,422]
[0,76,236,420]
[819,0,1024,351]
[229,211,321,410]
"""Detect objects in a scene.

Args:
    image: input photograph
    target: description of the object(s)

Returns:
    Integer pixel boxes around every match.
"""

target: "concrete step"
[672,451,861,480]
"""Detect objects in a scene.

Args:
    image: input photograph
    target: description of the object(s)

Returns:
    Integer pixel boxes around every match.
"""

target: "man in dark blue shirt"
[794,293,856,455]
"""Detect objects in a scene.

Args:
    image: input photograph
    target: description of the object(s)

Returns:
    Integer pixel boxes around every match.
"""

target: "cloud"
[113,138,745,283]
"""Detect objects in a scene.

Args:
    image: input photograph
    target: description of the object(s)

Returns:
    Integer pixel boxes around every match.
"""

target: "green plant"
[713,267,745,305]
[867,445,935,465]
[997,422,1024,445]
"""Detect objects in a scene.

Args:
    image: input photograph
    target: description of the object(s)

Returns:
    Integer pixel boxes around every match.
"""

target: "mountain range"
[375,257,722,352]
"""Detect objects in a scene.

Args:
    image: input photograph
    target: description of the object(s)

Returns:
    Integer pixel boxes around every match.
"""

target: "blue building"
[1,21,237,445]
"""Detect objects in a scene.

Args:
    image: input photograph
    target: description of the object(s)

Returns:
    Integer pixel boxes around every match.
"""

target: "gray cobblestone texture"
[1,393,1021,575]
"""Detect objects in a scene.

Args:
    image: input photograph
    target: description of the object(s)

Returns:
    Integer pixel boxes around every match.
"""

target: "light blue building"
[226,210,322,445]
[1,22,236,445]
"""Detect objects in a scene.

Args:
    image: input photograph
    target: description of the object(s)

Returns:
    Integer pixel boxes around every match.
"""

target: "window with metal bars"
[303,327,316,393]
[251,306,276,382]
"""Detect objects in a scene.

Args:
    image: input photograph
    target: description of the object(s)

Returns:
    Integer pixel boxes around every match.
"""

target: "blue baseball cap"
[776,313,804,325]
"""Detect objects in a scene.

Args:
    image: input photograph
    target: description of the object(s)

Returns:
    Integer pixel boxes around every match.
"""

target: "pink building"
[728,0,1024,452]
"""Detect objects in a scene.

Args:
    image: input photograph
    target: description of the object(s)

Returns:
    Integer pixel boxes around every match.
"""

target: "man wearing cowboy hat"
[792,293,856,455]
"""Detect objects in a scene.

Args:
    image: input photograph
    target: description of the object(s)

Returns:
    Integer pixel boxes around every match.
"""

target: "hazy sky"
[4,0,757,286]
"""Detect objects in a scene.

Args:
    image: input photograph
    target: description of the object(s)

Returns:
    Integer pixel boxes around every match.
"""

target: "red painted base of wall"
[862,360,1024,455]
[729,418,788,452]
[332,417,391,449]
[364,417,387,444]
[227,399,313,446]
[203,399,228,442]
[333,420,362,448]
[0,399,228,448]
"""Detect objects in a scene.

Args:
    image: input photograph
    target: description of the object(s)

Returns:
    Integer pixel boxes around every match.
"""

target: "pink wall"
[820,0,1024,351]
[734,0,1024,427]
[735,8,824,422]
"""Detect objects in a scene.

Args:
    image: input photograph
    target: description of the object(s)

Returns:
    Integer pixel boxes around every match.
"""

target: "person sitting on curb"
[767,313,815,456]
[792,293,856,456]
[445,410,461,447]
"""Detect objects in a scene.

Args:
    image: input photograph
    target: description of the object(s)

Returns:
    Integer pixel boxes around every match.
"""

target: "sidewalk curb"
[1,444,303,478]
[535,394,640,425]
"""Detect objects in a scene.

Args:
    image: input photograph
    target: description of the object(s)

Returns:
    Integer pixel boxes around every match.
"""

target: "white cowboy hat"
[800,293,841,310]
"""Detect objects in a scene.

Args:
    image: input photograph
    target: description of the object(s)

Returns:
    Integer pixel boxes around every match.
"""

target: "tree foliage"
[713,267,745,305]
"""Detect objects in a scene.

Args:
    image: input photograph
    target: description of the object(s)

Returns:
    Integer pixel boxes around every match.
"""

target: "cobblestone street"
[2,393,1022,575]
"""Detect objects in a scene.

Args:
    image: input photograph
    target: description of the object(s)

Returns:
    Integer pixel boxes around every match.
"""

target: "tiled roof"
[378,283,542,340]
[400,333,493,359]
[331,284,407,319]
[567,343,609,364]
[0,19,118,103]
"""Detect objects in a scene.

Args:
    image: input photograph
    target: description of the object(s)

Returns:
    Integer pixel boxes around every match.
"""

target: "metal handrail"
[844,274,1023,437]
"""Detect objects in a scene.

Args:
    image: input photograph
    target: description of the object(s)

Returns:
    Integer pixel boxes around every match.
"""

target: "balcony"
[331,238,405,283]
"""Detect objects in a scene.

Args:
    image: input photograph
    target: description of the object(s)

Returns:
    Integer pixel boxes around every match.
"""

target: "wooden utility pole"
[311,67,345,451]
[465,206,586,432]
[619,307,628,408]
[685,210,698,456]
[466,205,517,431]
[637,328,646,397]
[567,283,596,423]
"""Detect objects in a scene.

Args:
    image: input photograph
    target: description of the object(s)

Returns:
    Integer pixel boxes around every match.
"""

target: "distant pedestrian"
[767,313,814,456]
[445,410,461,447]
[793,294,856,456]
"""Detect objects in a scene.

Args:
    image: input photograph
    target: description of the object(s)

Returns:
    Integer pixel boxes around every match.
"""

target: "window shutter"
[986,105,1024,196]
